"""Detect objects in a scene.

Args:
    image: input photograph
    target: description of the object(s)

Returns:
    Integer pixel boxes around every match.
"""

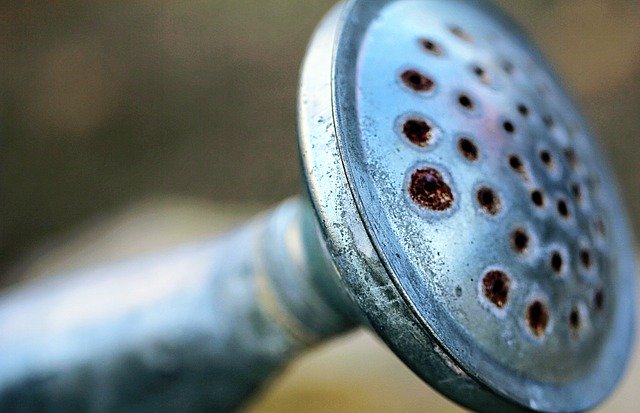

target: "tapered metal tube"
[0,198,357,412]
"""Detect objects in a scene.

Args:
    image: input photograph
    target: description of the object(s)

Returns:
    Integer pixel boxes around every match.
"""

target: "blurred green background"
[1,0,639,282]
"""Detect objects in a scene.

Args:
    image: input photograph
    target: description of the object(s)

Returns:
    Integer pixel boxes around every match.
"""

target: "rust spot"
[420,38,442,55]
[401,70,435,92]
[477,187,501,215]
[512,228,529,253]
[409,168,454,211]
[509,155,526,178]
[526,301,549,337]
[482,270,511,308]
[458,137,478,161]
[403,119,433,147]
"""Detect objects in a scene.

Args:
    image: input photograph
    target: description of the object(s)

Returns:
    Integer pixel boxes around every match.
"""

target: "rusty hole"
[401,70,435,92]
[503,120,515,134]
[512,228,530,253]
[557,199,570,218]
[550,251,563,273]
[472,65,490,84]
[531,190,545,208]
[594,289,605,311]
[580,248,592,269]
[449,25,473,43]
[458,94,475,110]
[517,103,529,117]
[403,119,433,147]
[526,301,549,337]
[509,155,526,176]
[409,168,454,211]
[477,187,501,215]
[540,150,553,169]
[571,183,582,203]
[482,270,511,308]
[458,138,478,161]
[569,307,581,335]
[420,38,442,55]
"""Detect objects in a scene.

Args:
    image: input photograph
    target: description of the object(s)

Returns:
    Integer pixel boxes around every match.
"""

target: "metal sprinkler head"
[0,1,635,412]
[299,0,635,412]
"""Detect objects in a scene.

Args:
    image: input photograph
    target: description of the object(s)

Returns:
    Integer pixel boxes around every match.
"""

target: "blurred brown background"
[1,1,639,412]
[1,0,639,282]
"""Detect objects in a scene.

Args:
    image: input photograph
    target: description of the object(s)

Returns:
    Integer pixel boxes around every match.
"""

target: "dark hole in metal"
[569,307,581,335]
[551,251,563,273]
[458,94,474,110]
[401,70,435,92]
[517,103,529,117]
[594,289,605,311]
[540,150,553,168]
[503,120,515,134]
[403,119,433,147]
[531,190,545,207]
[472,65,490,84]
[512,229,529,253]
[580,249,592,269]
[557,199,570,218]
[527,301,549,337]
[420,38,442,55]
[409,168,454,211]
[477,187,501,215]
[571,183,582,202]
[564,148,578,168]
[458,138,478,161]
[482,270,511,308]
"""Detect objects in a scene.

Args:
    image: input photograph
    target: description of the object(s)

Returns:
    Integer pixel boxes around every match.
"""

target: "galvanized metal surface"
[301,0,635,411]
[0,200,355,412]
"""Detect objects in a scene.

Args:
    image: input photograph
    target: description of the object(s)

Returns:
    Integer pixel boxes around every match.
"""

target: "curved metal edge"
[329,1,636,412]
[297,3,529,412]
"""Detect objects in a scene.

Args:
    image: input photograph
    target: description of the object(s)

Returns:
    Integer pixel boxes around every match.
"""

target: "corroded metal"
[0,1,636,412]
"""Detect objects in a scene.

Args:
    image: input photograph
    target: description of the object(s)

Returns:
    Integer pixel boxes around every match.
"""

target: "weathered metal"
[0,1,636,412]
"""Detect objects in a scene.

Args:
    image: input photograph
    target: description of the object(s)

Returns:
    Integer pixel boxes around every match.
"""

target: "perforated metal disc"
[299,1,635,411]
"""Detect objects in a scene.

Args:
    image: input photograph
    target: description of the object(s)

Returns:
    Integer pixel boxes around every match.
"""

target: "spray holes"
[550,251,563,274]
[477,187,501,215]
[526,301,549,337]
[539,150,553,169]
[401,70,435,92]
[509,155,526,177]
[580,248,592,269]
[557,199,571,219]
[458,137,478,161]
[594,289,605,311]
[531,190,545,208]
[503,120,516,134]
[420,38,443,55]
[403,119,433,147]
[482,270,511,308]
[472,65,491,84]
[569,307,581,336]
[449,26,473,43]
[458,94,475,111]
[409,168,454,211]
[511,228,530,253]
[517,103,529,117]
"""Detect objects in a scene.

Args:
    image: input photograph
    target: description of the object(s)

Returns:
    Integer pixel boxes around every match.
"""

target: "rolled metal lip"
[299,1,636,411]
